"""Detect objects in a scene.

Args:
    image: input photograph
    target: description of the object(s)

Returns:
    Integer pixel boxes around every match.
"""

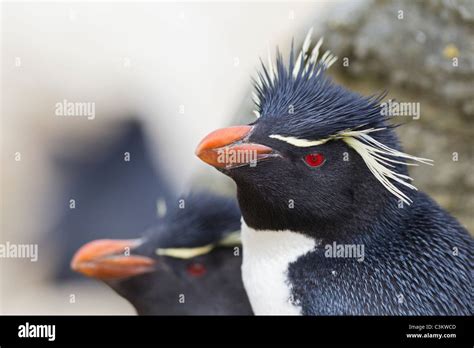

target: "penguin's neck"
[236,177,405,243]
[240,219,317,315]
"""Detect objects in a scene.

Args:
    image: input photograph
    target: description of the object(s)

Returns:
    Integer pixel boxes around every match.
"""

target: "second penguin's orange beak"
[195,125,274,169]
[71,239,155,280]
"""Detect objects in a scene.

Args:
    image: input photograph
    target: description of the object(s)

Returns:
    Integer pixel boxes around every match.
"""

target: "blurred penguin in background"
[71,192,253,315]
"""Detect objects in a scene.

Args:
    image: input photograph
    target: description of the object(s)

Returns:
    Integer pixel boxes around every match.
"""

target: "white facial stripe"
[155,231,242,259]
[269,134,329,147]
[156,244,214,259]
[269,128,433,206]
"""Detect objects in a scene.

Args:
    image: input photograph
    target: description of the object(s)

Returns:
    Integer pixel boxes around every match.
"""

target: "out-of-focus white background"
[1,1,336,314]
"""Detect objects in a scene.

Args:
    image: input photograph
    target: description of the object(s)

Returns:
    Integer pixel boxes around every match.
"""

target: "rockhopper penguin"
[71,193,253,315]
[195,30,473,315]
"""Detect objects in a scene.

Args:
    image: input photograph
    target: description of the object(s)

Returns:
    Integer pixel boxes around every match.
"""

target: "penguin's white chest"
[241,219,316,315]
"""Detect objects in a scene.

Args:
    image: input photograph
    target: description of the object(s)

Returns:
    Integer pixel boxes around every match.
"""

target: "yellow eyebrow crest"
[269,128,433,205]
[156,244,214,259]
[155,231,241,260]
[269,134,330,147]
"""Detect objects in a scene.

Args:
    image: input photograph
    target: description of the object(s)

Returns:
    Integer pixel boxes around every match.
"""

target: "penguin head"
[71,193,247,314]
[196,32,432,234]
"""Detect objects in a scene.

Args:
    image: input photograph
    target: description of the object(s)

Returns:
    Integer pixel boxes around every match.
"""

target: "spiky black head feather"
[254,49,389,142]
[251,38,401,161]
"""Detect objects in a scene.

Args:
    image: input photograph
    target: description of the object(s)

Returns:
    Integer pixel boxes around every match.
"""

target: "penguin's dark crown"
[138,192,242,256]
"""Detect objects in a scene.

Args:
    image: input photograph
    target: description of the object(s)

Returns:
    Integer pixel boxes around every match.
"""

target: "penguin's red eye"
[186,262,206,277]
[304,153,325,167]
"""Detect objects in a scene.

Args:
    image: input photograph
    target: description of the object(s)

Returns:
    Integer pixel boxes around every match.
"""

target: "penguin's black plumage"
[72,192,253,315]
[196,32,473,315]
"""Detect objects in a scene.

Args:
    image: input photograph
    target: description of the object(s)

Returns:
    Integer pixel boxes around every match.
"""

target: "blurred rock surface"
[323,0,473,232]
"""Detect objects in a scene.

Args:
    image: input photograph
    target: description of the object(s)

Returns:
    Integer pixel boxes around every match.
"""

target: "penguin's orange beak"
[71,239,155,280]
[195,125,274,169]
